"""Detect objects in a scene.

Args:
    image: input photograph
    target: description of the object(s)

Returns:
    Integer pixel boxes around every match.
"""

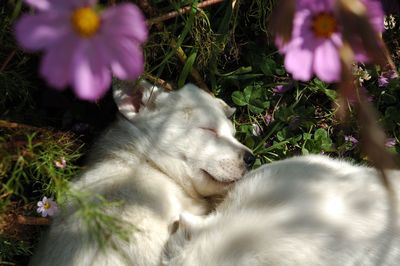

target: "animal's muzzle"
[243,151,256,169]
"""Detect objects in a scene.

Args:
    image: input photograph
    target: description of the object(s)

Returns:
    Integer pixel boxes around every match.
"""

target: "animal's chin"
[201,169,235,185]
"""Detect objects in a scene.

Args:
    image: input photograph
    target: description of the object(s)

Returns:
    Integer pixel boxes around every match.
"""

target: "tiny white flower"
[54,157,66,169]
[352,65,370,84]
[37,196,58,217]
[384,15,396,30]
[252,123,262,137]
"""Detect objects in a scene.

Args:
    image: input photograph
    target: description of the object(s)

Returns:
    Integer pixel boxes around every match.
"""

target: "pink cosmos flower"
[277,0,384,83]
[15,0,148,101]
[37,196,58,217]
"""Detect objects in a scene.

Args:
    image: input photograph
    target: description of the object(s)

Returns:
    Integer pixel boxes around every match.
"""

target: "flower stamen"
[71,7,100,38]
[312,12,337,38]
[44,202,51,209]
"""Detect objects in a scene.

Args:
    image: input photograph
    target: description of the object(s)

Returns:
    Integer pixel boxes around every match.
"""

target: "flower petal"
[99,35,144,80]
[24,0,76,11]
[71,40,112,101]
[101,3,148,43]
[15,13,71,51]
[24,0,51,10]
[363,0,384,32]
[284,46,314,81]
[313,40,341,82]
[40,34,79,89]
[70,0,97,8]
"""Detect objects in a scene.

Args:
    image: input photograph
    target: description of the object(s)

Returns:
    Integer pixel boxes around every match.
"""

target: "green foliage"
[232,83,270,113]
[0,128,82,211]
[231,79,338,165]
[1,0,400,264]
[0,237,33,261]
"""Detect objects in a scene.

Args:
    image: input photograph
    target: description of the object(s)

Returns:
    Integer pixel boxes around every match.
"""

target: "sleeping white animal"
[30,80,254,266]
[163,155,400,266]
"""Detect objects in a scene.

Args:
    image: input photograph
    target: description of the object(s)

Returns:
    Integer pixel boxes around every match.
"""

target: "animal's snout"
[243,151,255,169]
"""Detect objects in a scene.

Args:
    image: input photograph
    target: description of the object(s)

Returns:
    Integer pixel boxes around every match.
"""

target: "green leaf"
[320,88,337,100]
[259,58,276,76]
[178,49,197,88]
[248,99,269,114]
[276,130,286,141]
[314,128,328,141]
[275,68,286,75]
[243,86,254,102]
[302,147,310,155]
[244,135,256,149]
[303,133,312,140]
[232,91,247,106]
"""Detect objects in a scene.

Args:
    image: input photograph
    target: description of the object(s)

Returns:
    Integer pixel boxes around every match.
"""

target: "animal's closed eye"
[199,127,218,136]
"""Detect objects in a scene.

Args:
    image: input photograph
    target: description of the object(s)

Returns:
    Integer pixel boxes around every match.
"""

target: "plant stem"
[147,0,224,25]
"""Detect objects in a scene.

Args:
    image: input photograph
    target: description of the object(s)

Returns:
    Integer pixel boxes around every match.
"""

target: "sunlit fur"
[163,155,400,266]
[30,81,251,266]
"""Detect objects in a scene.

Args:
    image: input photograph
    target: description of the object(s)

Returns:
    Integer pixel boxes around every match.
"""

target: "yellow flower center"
[71,7,101,38]
[312,12,337,38]
[44,202,51,209]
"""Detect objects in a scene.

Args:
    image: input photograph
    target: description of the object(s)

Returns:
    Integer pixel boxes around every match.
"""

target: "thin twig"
[0,120,51,134]
[0,49,17,73]
[140,0,213,92]
[137,0,159,18]
[142,73,174,91]
[170,40,210,92]
[17,215,50,225]
[0,261,16,265]
[0,192,12,200]
[147,0,224,25]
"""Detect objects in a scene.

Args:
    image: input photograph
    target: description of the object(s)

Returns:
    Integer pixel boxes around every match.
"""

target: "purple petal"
[363,0,385,32]
[71,40,112,101]
[37,201,43,207]
[378,75,389,87]
[101,3,148,43]
[24,0,76,11]
[40,34,79,89]
[330,33,342,47]
[14,12,71,51]
[70,0,97,8]
[345,135,358,144]
[99,35,144,80]
[313,40,341,82]
[47,210,54,216]
[24,0,52,10]
[289,8,314,41]
[297,0,335,10]
[284,46,314,81]
[385,138,396,147]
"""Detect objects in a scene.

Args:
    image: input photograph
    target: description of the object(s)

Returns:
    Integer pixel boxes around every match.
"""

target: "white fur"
[163,155,400,266]
[29,80,252,266]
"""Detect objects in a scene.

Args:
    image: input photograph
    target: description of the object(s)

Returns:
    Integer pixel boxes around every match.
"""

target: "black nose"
[243,151,255,169]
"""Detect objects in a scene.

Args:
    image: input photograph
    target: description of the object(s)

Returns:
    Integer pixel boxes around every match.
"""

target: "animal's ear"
[216,98,236,118]
[112,79,165,120]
